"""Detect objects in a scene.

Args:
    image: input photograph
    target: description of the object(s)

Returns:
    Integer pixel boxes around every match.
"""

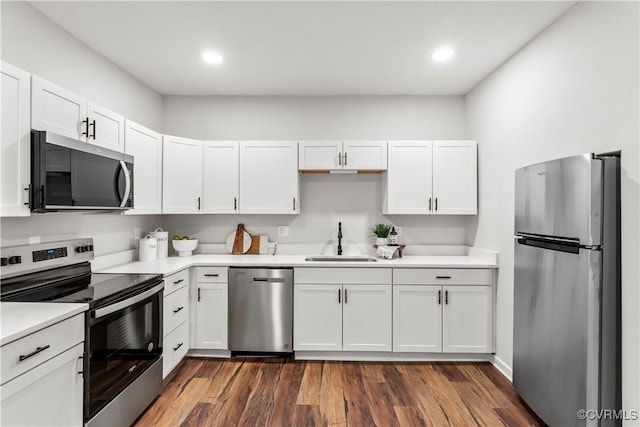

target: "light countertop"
[1,302,88,346]
[97,253,498,276]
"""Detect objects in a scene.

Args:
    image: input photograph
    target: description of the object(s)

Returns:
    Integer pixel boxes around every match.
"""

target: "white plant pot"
[376,237,388,246]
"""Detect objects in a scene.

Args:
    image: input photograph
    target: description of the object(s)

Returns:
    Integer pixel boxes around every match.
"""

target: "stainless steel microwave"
[30,130,133,212]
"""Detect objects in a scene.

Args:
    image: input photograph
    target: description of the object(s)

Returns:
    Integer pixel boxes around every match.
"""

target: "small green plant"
[370,224,392,238]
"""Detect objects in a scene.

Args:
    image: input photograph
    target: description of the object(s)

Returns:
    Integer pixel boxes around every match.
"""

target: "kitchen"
[0,1,638,426]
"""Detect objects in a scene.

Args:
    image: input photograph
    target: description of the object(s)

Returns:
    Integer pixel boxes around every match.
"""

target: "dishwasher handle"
[252,277,287,283]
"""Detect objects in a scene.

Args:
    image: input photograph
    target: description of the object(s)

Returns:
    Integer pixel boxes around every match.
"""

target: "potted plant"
[370,224,392,246]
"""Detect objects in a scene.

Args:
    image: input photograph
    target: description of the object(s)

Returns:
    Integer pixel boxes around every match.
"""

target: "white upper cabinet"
[202,141,239,214]
[298,141,387,171]
[31,76,124,152]
[385,140,477,215]
[384,141,433,215]
[162,135,202,214]
[124,120,162,214]
[86,101,125,152]
[432,141,478,214]
[1,62,31,217]
[239,141,299,214]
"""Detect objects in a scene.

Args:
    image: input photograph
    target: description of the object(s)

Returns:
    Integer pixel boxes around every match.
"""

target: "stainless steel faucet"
[337,222,343,255]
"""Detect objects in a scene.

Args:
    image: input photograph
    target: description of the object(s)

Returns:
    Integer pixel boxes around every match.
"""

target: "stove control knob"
[1,258,7,267]
[76,246,86,253]
[87,245,94,252]
[8,256,22,265]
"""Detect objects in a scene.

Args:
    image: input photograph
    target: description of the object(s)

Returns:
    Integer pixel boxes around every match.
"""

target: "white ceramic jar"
[139,235,158,261]
[148,227,168,259]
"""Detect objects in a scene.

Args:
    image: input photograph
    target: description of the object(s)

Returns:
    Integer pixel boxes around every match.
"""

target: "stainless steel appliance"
[1,239,163,427]
[30,130,133,212]
[228,267,293,354]
[514,153,620,426]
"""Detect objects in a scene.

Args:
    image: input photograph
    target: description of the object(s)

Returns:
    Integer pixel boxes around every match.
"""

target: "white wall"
[465,0,639,415]
[162,95,470,246]
[0,1,165,255]
[0,1,163,131]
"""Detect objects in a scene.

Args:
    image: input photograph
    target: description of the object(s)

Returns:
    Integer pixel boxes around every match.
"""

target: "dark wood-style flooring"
[134,358,545,427]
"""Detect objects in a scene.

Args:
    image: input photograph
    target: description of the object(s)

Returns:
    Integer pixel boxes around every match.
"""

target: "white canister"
[149,227,168,259]
[139,235,158,262]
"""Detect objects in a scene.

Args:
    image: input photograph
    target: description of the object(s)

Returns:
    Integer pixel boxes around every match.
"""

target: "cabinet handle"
[436,276,451,279]
[234,197,237,211]
[344,289,348,304]
[344,152,348,165]
[81,117,89,137]
[293,197,296,210]
[173,306,184,314]
[435,197,438,212]
[19,345,50,362]
[338,289,341,303]
[197,197,201,210]
[173,342,184,352]
[24,185,30,207]
[338,152,342,166]
[438,290,441,305]
[204,273,219,277]
[90,119,96,140]
[428,197,432,212]
[173,279,184,285]
[197,287,201,302]
[445,290,448,305]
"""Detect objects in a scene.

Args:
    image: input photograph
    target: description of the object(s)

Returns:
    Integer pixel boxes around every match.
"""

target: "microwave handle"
[94,283,164,319]
[118,161,131,208]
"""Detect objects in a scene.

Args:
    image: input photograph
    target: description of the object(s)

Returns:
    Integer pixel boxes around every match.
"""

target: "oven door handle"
[94,283,164,319]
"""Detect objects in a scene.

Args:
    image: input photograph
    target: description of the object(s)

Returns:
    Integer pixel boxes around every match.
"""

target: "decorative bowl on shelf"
[171,239,198,257]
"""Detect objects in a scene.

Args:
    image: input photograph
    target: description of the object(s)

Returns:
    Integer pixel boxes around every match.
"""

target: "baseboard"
[295,351,492,362]
[491,354,513,382]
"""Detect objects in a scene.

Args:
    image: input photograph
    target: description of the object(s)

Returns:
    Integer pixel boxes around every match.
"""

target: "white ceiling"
[30,1,575,96]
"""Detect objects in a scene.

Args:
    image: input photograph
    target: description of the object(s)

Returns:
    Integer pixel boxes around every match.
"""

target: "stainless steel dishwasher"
[228,267,293,355]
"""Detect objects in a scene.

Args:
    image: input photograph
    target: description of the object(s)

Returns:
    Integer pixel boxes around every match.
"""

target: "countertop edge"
[1,303,88,346]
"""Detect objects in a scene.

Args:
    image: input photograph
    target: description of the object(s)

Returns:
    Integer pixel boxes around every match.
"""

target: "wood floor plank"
[135,358,546,427]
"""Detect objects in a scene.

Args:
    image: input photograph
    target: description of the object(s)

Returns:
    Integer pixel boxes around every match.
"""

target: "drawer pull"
[19,345,50,362]
[173,342,184,352]
[173,279,184,285]
[204,273,219,277]
[173,306,184,314]
[436,276,452,279]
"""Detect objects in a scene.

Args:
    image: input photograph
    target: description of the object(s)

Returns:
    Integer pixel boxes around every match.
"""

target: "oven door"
[31,130,133,212]
[85,282,163,421]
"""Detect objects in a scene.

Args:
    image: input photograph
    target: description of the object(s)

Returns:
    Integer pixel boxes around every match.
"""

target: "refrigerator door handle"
[515,235,581,254]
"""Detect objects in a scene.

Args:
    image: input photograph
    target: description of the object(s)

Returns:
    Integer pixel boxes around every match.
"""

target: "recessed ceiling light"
[432,47,455,62]
[202,51,224,65]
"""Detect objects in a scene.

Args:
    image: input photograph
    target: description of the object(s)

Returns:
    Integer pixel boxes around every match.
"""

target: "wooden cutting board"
[232,224,245,254]
[246,236,261,254]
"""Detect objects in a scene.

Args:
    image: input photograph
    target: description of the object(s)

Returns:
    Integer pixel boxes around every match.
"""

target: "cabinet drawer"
[163,286,189,337]
[1,314,84,385]
[393,268,492,285]
[196,267,228,283]
[295,268,392,285]
[163,321,189,378]
[164,269,190,295]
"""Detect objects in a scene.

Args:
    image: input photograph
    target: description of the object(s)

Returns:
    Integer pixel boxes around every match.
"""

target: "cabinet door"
[342,284,392,352]
[294,284,342,351]
[194,283,228,349]
[202,141,239,213]
[162,135,202,213]
[87,101,125,152]
[385,141,433,214]
[1,62,31,217]
[124,120,162,214]
[342,141,387,170]
[393,285,442,352]
[432,141,477,214]
[1,343,83,426]
[239,141,299,214]
[298,141,342,170]
[442,285,492,353]
[31,76,87,140]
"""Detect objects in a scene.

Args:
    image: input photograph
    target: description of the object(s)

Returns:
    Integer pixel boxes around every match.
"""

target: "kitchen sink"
[304,255,378,262]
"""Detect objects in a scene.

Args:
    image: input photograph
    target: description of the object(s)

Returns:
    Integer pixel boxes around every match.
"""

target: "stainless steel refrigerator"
[514,153,620,426]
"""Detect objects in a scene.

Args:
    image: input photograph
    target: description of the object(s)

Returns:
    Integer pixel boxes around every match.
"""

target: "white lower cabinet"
[162,269,190,378]
[392,268,493,354]
[293,268,392,352]
[191,267,228,350]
